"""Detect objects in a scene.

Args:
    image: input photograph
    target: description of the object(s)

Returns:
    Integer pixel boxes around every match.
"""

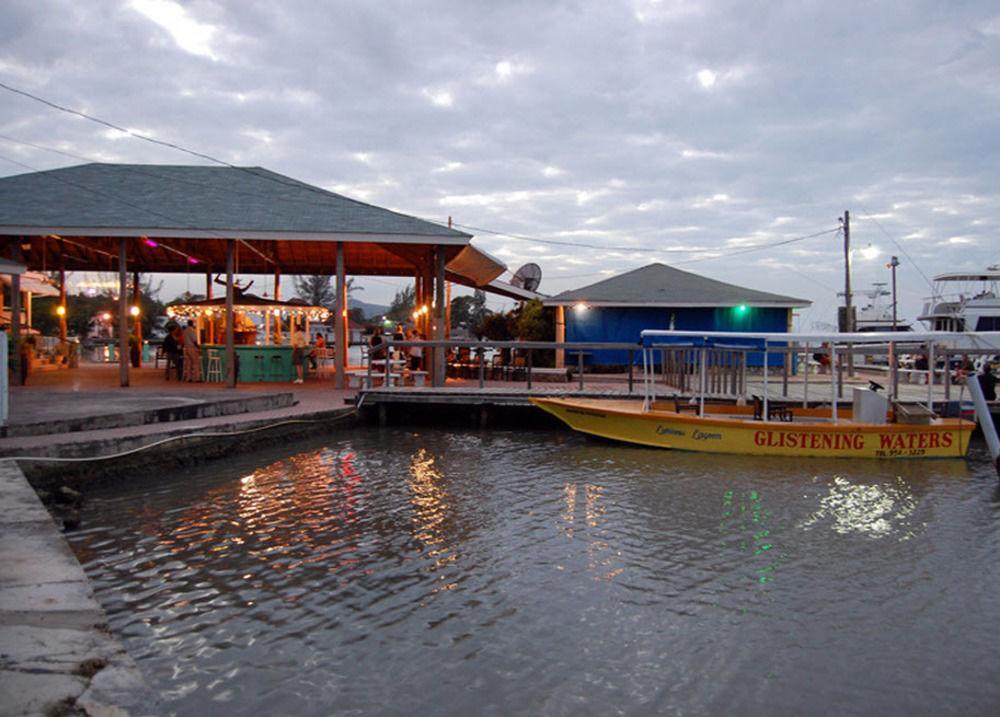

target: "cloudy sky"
[1,0,999,327]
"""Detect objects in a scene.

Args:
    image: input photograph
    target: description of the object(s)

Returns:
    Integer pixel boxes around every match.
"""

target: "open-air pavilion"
[0,163,507,388]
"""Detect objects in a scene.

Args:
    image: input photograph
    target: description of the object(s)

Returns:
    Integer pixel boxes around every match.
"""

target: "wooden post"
[555,305,566,368]
[226,240,236,388]
[434,246,446,387]
[10,243,22,386]
[58,247,67,343]
[118,239,129,387]
[273,267,282,344]
[335,241,346,389]
[132,271,142,368]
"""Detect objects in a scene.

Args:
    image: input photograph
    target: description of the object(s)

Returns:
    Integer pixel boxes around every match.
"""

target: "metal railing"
[372,339,641,391]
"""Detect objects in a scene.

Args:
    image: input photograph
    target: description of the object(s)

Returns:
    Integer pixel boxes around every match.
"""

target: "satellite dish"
[511,263,543,292]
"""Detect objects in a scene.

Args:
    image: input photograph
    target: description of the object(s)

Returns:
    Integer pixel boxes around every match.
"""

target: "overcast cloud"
[1,0,999,326]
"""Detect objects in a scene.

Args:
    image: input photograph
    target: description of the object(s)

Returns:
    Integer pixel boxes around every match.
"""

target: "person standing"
[182,320,202,382]
[291,328,307,384]
[979,362,997,401]
[408,328,423,371]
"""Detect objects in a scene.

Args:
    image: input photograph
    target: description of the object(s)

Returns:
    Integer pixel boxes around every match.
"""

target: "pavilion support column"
[206,272,213,300]
[273,267,282,344]
[58,250,67,343]
[555,305,566,368]
[133,271,142,368]
[434,245,446,387]
[10,242,22,386]
[118,238,129,387]
[335,241,346,389]
[226,240,236,388]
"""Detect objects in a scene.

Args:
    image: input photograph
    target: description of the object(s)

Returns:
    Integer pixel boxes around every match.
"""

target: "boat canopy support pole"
[762,342,769,421]
[698,346,707,416]
[802,343,810,408]
[967,374,1000,476]
[830,343,838,424]
[926,341,934,410]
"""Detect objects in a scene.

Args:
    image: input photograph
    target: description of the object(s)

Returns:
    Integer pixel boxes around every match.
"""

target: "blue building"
[544,263,811,366]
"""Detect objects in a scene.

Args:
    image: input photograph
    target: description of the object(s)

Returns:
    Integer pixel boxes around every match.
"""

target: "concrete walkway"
[0,460,157,716]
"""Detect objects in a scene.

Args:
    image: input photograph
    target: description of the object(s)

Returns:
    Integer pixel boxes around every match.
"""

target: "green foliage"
[293,275,336,307]
[513,298,553,341]
[386,285,416,322]
[30,275,165,341]
[450,289,488,329]
[476,311,513,340]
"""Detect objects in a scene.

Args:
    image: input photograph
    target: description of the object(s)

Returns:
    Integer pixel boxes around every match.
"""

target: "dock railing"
[379,340,641,391]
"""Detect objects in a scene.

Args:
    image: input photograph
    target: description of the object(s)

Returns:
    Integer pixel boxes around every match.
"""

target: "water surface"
[69,429,1000,716]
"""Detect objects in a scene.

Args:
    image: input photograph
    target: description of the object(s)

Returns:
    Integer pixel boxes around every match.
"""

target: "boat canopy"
[930,271,1000,283]
[640,329,1000,349]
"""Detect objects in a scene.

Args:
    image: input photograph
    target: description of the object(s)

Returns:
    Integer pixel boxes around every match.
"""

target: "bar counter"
[202,344,310,382]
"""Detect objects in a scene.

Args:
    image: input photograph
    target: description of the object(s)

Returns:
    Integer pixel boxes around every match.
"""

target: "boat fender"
[736,395,747,407]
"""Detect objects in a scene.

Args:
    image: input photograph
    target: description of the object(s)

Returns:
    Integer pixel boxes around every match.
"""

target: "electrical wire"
[856,205,935,292]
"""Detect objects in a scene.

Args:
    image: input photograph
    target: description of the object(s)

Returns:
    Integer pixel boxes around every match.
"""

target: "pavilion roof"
[0,164,505,285]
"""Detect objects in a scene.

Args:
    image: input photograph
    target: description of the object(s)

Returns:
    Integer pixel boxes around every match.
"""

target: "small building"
[544,263,811,366]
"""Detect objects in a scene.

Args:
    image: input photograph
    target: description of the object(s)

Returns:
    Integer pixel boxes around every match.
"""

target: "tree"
[386,285,416,322]
[293,275,335,307]
[450,290,488,329]
[294,275,362,308]
[514,298,553,341]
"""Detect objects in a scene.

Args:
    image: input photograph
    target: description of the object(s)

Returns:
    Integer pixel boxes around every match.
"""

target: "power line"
[0,82,448,227]
[856,205,935,292]
[456,219,839,261]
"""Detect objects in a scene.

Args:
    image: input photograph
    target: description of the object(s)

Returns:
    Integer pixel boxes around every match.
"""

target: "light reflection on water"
[69,430,1000,716]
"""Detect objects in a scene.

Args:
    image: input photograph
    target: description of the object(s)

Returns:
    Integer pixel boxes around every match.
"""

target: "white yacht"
[855,283,912,332]
[918,268,1000,332]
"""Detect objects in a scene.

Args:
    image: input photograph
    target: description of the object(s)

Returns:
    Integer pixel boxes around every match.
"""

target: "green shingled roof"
[544,263,810,307]
[0,163,470,240]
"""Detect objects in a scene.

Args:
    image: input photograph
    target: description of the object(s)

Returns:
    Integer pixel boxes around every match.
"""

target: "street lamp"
[887,256,900,331]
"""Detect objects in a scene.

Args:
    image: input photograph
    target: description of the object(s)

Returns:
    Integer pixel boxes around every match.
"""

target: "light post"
[888,256,900,331]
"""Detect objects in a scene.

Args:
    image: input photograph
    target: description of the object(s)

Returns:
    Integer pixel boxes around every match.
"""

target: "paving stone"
[0,670,87,716]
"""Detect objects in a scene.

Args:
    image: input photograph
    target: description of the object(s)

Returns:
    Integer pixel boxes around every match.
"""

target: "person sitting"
[162,324,183,380]
[310,332,325,370]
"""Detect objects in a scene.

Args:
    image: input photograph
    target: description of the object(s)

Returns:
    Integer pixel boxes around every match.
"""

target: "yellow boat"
[530,396,974,459]
[530,329,1000,460]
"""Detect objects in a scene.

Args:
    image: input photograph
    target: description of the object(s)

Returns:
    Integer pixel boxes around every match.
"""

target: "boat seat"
[752,395,793,422]
[673,395,698,413]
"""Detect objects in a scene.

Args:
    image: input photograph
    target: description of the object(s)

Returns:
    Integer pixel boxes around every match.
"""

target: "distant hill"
[349,298,389,319]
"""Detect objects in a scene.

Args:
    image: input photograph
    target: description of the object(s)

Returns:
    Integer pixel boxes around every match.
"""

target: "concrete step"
[2,392,296,438]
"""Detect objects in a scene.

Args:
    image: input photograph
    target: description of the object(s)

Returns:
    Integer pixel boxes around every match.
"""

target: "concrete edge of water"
[14,407,359,493]
[3,391,297,438]
[0,459,160,717]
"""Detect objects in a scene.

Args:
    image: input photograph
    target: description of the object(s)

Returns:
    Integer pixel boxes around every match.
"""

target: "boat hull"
[531,397,974,459]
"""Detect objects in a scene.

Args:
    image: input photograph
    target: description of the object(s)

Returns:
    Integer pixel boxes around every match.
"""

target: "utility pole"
[841,210,852,332]
[841,210,854,376]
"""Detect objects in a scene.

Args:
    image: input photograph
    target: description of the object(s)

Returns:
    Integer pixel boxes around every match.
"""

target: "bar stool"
[252,354,266,382]
[205,349,223,383]
[268,354,284,381]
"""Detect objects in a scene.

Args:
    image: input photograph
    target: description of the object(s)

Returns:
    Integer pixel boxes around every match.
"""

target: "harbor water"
[68,428,1000,716]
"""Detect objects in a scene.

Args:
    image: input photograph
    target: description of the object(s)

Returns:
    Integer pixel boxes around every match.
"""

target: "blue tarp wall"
[565,306,790,367]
